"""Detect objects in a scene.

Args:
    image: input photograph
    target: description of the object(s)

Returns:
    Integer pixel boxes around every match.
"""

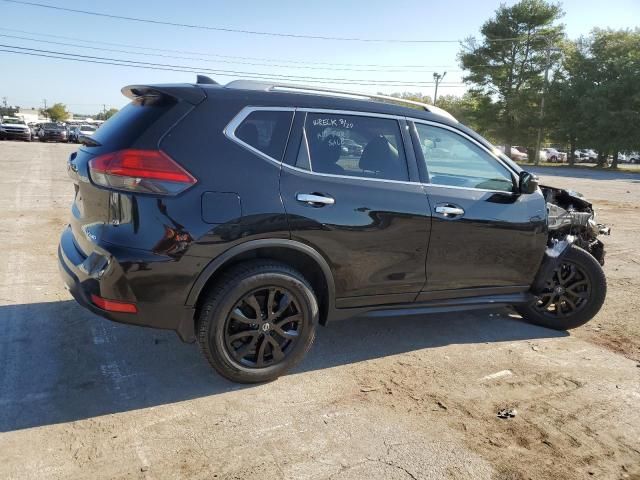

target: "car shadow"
[0,300,566,432]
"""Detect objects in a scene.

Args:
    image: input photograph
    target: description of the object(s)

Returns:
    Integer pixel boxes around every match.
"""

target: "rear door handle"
[296,193,335,206]
[435,205,465,216]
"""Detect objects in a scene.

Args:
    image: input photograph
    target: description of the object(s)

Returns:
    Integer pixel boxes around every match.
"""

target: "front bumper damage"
[542,185,610,265]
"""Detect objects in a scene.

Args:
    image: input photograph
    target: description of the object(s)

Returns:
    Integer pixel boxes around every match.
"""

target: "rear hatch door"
[67,85,205,255]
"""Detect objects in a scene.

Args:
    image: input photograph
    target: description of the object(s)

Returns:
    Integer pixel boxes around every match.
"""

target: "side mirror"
[519,171,539,194]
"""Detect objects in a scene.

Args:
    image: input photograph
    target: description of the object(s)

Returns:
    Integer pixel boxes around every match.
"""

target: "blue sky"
[1,0,638,115]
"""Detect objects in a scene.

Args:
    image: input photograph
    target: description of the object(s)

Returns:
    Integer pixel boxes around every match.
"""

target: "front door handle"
[296,193,335,206]
[435,205,465,216]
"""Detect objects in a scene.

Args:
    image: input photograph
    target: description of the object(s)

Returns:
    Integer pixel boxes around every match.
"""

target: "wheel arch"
[186,239,336,326]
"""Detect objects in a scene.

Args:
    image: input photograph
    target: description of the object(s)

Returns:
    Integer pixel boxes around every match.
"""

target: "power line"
[0,44,465,86]
[0,48,468,89]
[0,27,461,69]
[0,33,464,74]
[1,0,531,44]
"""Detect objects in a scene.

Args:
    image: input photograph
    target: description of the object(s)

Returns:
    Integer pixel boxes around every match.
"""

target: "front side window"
[298,113,409,181]
[415,123,514,192]
[235,110,294,161]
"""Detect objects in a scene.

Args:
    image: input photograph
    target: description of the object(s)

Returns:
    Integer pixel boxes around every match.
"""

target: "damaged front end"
[542,185,610,265]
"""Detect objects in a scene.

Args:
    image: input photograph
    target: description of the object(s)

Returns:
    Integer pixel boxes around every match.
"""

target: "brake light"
[89,149,196,195]
[91,294,138,313]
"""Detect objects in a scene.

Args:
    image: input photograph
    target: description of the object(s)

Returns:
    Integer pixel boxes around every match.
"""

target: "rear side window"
[235,110,294,161]
[297,113,409,181]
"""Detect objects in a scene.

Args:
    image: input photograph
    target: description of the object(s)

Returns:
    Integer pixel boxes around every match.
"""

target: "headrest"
[359,135,399,174]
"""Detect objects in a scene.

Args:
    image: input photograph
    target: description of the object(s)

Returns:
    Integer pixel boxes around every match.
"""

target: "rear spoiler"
[121,84,209,105]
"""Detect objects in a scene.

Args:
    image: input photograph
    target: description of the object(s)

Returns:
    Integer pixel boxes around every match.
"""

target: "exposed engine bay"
[542,185,610,265]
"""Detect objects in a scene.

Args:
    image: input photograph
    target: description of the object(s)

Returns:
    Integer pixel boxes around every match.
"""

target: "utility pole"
[432,71,447,105]
[534,40,553,166]
[1,96,7,108]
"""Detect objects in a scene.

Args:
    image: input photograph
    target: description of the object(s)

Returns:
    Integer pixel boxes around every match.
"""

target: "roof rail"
[224,80,457,122]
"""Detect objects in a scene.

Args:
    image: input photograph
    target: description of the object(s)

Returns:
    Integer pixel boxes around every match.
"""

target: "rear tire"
[197,260,318,383]
[516,245,606,330]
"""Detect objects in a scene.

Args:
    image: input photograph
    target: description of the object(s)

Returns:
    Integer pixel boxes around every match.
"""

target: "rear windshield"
[90,100,171,149]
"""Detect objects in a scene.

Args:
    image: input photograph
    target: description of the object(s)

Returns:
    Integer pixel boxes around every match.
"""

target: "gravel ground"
[0,142,638,480]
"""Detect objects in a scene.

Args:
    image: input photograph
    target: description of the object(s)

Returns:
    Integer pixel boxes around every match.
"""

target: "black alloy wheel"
[516,245,606,330]
[224,287,302,368]
[534,261,590,318]
[197,260,318,383]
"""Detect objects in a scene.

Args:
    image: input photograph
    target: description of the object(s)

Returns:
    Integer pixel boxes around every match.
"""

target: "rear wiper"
[79,134,102,147]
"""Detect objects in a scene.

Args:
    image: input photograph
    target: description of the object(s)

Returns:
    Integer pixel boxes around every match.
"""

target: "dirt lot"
[0,142,638,480]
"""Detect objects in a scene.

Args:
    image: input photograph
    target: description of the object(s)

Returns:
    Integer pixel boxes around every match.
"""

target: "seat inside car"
[359,135,404,180]
[309,134,345,175]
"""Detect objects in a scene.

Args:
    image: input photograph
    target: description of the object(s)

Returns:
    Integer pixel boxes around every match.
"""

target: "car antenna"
[196,75,218,85]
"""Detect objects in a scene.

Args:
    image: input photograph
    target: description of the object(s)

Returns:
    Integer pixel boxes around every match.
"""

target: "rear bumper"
[58,226,196,341]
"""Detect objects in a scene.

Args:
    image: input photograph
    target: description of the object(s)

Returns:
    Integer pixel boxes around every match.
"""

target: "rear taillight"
[88,149,196,195]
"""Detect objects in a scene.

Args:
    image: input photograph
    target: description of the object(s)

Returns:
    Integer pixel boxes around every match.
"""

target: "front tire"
[516,245,606,330]
[197,260,318,383]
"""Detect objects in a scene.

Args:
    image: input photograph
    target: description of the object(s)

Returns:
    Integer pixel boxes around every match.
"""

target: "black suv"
[59,77,609,383]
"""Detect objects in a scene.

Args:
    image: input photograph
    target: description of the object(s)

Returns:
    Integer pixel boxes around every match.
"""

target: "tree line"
[394,0,640,168]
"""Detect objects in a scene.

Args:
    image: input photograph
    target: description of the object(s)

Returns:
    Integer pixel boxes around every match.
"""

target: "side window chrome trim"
[223,106,295,166]
[422,183,518,195]
[297,107,403,120]
[223,106,515,193]
[284,163,422,186]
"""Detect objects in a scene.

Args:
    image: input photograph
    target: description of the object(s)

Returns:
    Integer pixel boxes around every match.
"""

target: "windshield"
[43,123,60,128]
[3,118,25,125]
[80,125,97,132]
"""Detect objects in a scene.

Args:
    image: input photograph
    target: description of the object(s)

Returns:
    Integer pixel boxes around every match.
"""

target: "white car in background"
[497,145,529,162]
[542,147,565,163]
[69,124,97,143]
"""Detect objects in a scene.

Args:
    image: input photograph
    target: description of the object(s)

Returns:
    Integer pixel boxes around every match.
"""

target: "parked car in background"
[37,122,68,142]
[497,145,528,162]
[542,147,565,163]
[69,124,97,143]
[557,150,569,162]
[613,152,640,164]
[575,149,597,162]
[59,77,610,383]
[0,116,32,141]
[28,122,40,137]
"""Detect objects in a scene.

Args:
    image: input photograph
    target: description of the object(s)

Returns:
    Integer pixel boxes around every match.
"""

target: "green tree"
[43,103,69,122]
[459,0,564,158]
[546,39,591,165]
[587,29,640,168]
[547,29,640,168]
[95,108,119,121]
